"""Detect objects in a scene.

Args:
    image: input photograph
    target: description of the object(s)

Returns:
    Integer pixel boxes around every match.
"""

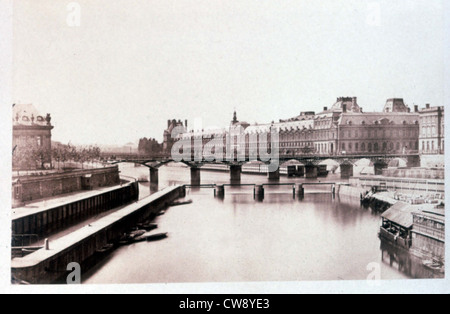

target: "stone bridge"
[104,152,420,186]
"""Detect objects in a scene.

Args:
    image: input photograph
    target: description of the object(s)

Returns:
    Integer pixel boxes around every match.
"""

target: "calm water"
[83,164,435,283]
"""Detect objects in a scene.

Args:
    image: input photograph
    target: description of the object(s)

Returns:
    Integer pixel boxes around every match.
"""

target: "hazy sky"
[12,0,446,145]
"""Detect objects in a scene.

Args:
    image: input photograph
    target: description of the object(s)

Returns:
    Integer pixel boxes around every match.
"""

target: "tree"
[138,138,162,155]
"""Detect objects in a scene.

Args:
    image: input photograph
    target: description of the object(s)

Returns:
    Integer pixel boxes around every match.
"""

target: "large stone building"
[12,104,53,170]
[165,97,432,161]
[245,97,419,157]
[418,104,444,155]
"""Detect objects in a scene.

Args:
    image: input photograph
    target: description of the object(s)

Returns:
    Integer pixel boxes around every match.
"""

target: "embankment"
[11,185,186,284]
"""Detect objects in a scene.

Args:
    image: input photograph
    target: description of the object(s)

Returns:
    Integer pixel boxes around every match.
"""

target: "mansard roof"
[338,112,420,126]
[13,104,51,127]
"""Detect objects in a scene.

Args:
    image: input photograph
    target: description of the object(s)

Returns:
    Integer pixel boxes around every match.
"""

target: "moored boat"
[169,199,193,207]
[134,232,168,243]
[96,243,114,253]
[146,232,168,241]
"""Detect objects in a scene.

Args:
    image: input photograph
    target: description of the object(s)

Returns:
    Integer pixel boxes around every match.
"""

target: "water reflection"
[82,163,436,283]
[380,240,444,279]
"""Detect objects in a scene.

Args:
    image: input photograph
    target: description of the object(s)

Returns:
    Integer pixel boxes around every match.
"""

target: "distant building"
[245,97,419,157]
[383,98,411,113]
[411,208,445,260]
[163,119,188,153]
[12,104,53,170]
[169,97,440,161]
[418,104,444,155]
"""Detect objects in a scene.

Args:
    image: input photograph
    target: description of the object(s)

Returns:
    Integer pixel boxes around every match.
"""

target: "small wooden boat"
[119,230,146,245]
[423,260,444,273]
[129,230,146,238]
[146,232,168,241]
[169,199,193,207]
[137,223,158,231]
[133,232,168,243]
[96,243,114,253]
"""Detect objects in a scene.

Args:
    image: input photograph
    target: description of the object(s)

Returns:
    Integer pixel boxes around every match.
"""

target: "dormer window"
[22,116,29,122]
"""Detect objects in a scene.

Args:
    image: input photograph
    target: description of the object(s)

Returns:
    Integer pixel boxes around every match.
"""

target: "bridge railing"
[104,151,420,163]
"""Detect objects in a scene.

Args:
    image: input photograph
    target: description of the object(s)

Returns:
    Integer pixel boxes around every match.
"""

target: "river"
[83,163,435,283]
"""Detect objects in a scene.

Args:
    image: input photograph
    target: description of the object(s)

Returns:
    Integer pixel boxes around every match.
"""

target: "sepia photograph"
[1,0,449,294]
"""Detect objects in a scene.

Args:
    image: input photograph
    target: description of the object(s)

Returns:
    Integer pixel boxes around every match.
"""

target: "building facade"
[418,104,444,155]
[167,97,430,161]
[12,104,53,170]
[163,119,188,153]
[411,208,445,260]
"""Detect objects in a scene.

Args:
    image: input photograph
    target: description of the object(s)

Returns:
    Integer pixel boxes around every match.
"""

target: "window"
[355,143,359,151]
[361,143,365,151]
[374,143,379,151]
[37,136,42,147]
[342,143,346,151]
[368,143,372,152]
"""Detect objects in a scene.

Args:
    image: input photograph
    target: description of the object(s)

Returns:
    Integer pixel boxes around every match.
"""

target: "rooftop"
[13,104,51,127]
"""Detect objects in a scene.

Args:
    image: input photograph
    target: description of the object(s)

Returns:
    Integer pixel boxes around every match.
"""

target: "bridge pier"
[297,184,304,198]
[149,167,159,184]
[254,185,264,201]
[190,167,201,186]
[215,185,225,198]
[340,164,354,179]
[406,155,421,168]
[374,162,388,175]
[305,165,317,178]
[268,168,280,181]
[230,165,242,184]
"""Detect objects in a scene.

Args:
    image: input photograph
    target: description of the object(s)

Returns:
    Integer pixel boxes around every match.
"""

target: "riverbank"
[11,185,185,284]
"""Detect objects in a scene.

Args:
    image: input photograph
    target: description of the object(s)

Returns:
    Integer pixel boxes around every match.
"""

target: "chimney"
[352,97,357,107]
[426,103,430,109]
[407,107,411,113]
[342,104,347,113]
[414,105,419,112]
[323,106,328,111]
[168,120,171,128]
[185,120,188,129]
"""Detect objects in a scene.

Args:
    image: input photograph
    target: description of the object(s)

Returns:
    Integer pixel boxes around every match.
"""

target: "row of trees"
[52,143,102,169]
[12,141,102,172]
